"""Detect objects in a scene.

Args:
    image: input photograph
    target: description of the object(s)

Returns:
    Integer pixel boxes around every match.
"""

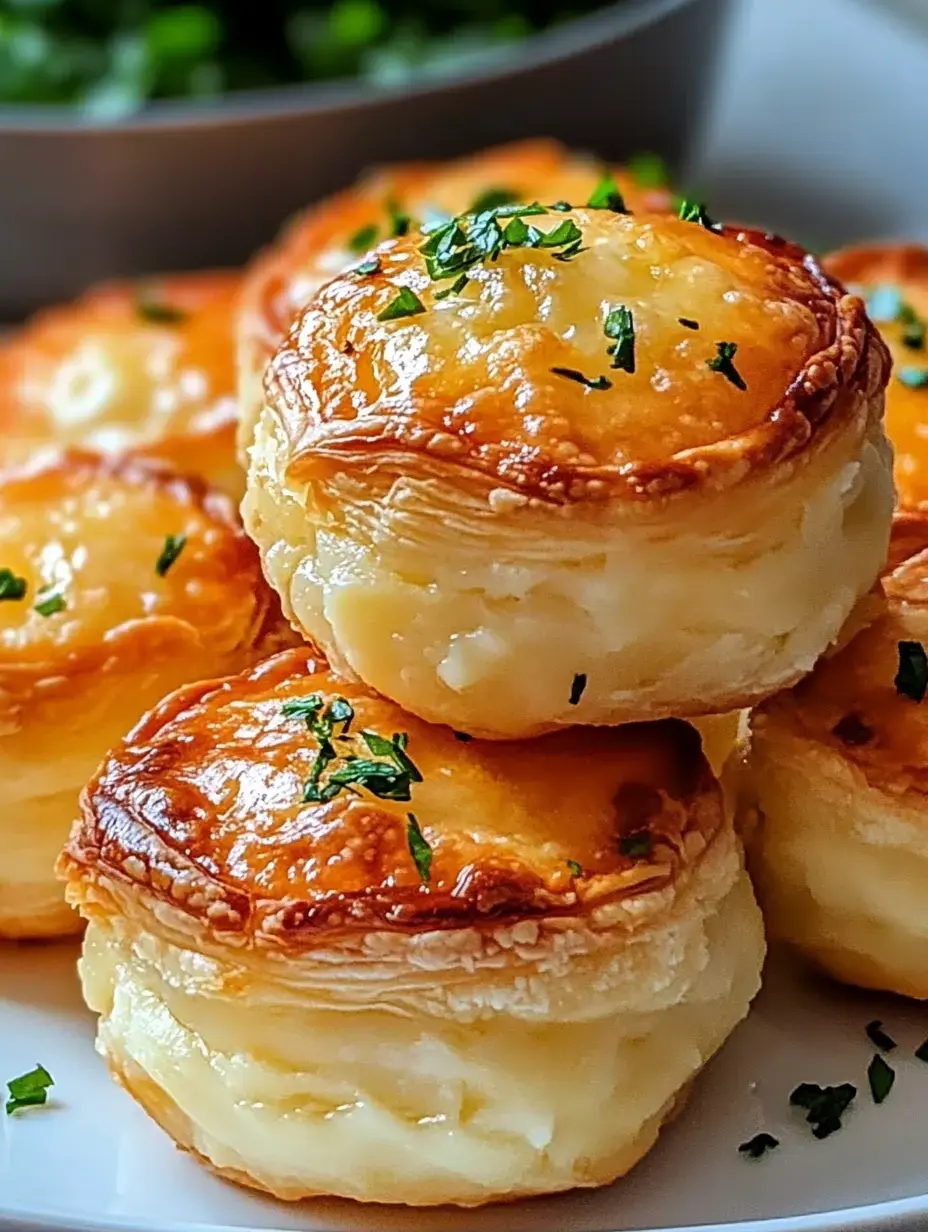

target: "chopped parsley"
[419,202,577,290]
[0,568,27,601]
[901,314,926,350]
[347,223,379,254]
[790,1082,856,1139]
[354,255,381,276]
[377,287,426,321]
[620,831,652,860]
[738,1132,779,1160]
[865,1020,897,1053]
[915,1037,928,1063]
[867,1055,895,1105]
[434,273,470,300]
[551,199,573,212]
[453,730,473,742]
[386,197,411,238]
[898,367,928,389]
[566,859,583,877]
[406,813,432,883]
[34,590,66,618]
[708,341,747,391]
[469,186,520,213]
[832,712,873,746]
[604,306,636,373]
[587,172,627,213]
[551,366,612,391]
[569,672,587,705]
[155,534,186,577]
[136,295,186,325]
[895,640,928,703]
[627,152,670,189]
[679,317,700,330]
[6,1065,54,1115]
[677,199,718,230]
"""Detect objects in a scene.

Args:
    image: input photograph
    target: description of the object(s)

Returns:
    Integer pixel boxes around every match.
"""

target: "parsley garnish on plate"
[677,199,718,230]
[708,341,747,391]
[136,295,187,325]
[605,306,636,373]
[790,1082,856,1139]
[620,832,652,860]
[627,152,670,189]
[738,1132,779,1160]
[155,534,187,577]
[587,172,627,213]
[566,859,583,877]
[406,813,432,883]
[348,223,379,255]
[551,367,612,391]
[34,589,66,618]
[898,367,928,390]
[867,1055,895,1105]
[0,568,27,601]
[865,1020,897,1053]
[569,672,587,705]
[469,186,520,213]
[6,1065,54,1115]
[377,288,427,321]
[895,640,928,702]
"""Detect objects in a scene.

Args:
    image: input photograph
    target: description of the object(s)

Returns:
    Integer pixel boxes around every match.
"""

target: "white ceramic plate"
[3,941,928,1232]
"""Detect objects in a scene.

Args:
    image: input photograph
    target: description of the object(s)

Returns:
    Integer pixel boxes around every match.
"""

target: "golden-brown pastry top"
[0,451,284,725]
[240,138,674,392]
[826,243,928,509]
[0,271,242,493]
[756,506,928,798]
[268,210,885,505]
[65,646,724,943]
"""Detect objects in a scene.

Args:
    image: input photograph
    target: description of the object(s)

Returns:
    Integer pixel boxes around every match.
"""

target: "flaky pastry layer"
[237,138,674,458]
[0,451,292,938]
[0,270,243,496]
[746,507,928,997]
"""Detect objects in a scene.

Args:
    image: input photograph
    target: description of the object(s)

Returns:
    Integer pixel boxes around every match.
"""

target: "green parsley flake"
[453,730,473,742]
[895,640,928,702]
[605,306,635,373]
[386,197,411,238]
[377,287,426,321]
[569,672,587,705]
[348,223,379,255]
[865,1020,897,1052]
[420,202,570,289]
[679,317,700,330]
[677,199,717,230]
[551,367,612,391]
[915,1037,928,1063]
[155,534,187,577]
[868,1055,895,1105]
[738,1132,779,1160]
[899,367,928,390]
[34,590,66,618]
[550,200,573,212]
[406,812,432,883]
[587,172,627,213]
[790,1081,856,1139]
[708,341,747,391]
[6,1065,54,1115]
[136,295,187,325]
[469,187,520,213]
[355,255,381,276]
[0,568,27,601]
[627,152,670,189]
[566,858,583,877]
[620,831,652,859]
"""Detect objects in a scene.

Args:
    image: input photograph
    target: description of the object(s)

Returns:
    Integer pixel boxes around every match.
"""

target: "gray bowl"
[0,0,732,318]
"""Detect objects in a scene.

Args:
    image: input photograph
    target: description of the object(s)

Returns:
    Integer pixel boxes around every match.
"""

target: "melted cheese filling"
[80,871,763,1206]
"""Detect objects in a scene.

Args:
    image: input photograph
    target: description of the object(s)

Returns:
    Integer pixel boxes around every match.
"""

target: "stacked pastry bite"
[745,243,928,999]
[0,270,294,937]
[56,139,899,1209]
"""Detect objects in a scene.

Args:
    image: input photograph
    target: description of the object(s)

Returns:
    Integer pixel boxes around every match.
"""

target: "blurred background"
[0,0,925,315]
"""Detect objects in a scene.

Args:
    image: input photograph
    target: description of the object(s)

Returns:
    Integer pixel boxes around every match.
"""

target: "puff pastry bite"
[746,506,928,998]
[237,138,673,457]
[62,647,764,1208]
[0,451,290,939]
[246,207,894,738]
[0,271,243,496]
[827,244,928,509]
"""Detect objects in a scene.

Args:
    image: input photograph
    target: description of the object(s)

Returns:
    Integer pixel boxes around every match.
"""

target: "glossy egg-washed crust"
[63,647,724,944]
[266,212,887,507]
[0,270,242,493]
[755,506,928,800]
[826,243,928,508]
[0,450,287,726]
[238,139,674,449]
